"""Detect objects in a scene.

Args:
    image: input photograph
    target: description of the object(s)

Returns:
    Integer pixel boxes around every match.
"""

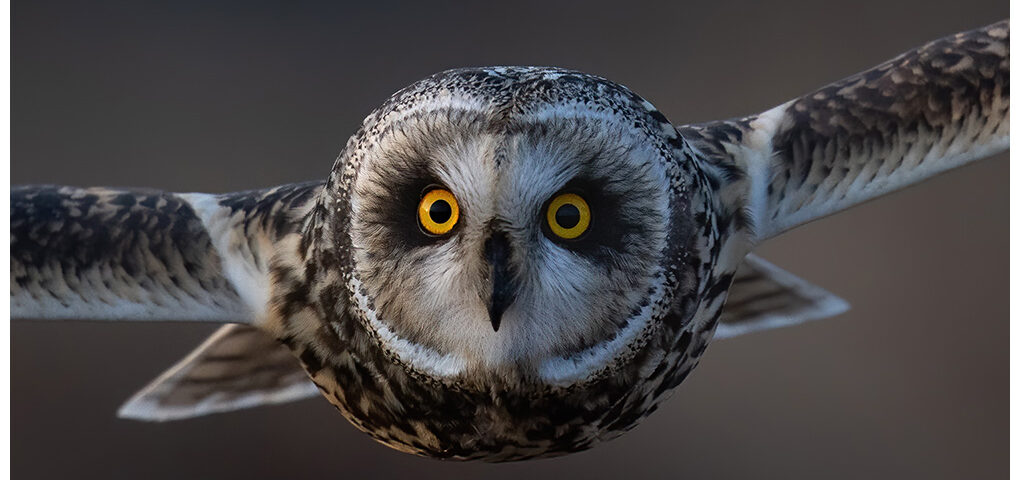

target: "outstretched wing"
[10,182,321,323]
[681,20,1008,242]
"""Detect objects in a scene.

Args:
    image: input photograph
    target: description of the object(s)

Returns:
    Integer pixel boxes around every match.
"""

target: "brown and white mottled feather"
[681,20,1009,242]
[10,183,321,323]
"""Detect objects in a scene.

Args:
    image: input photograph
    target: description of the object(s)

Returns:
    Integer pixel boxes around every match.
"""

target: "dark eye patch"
[358,159,450,250]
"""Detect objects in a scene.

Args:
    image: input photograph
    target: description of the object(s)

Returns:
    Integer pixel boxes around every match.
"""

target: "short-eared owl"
[11,20,1009,461]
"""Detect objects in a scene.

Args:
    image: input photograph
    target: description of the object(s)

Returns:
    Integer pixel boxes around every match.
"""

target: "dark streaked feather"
[11,185,246,322]
[10,182,321,323]
[682,20,1008,241]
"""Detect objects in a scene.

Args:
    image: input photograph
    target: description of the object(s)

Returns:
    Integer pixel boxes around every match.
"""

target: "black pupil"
[555,203,581,229]
[429,199,452,224]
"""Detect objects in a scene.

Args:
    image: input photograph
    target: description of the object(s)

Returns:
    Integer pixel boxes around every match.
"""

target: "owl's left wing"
[680,20,1008,243]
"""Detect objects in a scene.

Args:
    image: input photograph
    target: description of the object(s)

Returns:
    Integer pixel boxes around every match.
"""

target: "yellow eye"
[546,193,590,240]
[418,188,460,235]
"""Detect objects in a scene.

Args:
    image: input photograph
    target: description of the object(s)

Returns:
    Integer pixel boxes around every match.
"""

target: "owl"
[10,20,1009,461]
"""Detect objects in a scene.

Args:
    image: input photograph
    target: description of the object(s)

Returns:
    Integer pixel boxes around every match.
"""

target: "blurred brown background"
[12,1,1007,478]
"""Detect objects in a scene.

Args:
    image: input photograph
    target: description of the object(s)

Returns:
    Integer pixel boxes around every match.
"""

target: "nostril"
[484,230,510,264]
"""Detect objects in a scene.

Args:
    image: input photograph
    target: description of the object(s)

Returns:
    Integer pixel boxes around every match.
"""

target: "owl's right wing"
[11,182,322,324]
[680,20,1008,243]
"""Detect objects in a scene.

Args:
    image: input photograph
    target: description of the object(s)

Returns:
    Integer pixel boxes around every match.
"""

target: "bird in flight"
[10,20,1008,461]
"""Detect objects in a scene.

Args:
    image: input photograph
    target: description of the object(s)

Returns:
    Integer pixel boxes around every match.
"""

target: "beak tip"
[488,309,503,332]
[485,229,514,333]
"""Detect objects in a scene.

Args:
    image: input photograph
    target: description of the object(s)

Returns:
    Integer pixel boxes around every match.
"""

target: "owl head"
[312,67,713,392]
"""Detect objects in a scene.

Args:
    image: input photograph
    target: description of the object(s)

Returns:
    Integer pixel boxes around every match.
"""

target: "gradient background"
[12,1,1008,478]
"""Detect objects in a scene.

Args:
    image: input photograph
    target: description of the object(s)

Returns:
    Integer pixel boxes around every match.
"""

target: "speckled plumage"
[10,21,1009,461]
[682,20,1009,240]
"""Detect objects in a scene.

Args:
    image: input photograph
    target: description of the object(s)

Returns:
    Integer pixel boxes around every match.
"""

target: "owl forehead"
[353,69,672,194]
[372,66,674,141]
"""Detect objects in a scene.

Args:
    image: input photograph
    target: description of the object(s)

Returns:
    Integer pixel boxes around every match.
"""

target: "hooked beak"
[484,229,516,332]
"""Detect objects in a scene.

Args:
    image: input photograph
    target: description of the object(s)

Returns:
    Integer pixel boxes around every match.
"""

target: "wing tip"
[117,396,188,423]
[117,381,322,422]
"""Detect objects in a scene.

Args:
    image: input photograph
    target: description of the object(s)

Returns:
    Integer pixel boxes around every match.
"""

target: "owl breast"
[283,291,720,461]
